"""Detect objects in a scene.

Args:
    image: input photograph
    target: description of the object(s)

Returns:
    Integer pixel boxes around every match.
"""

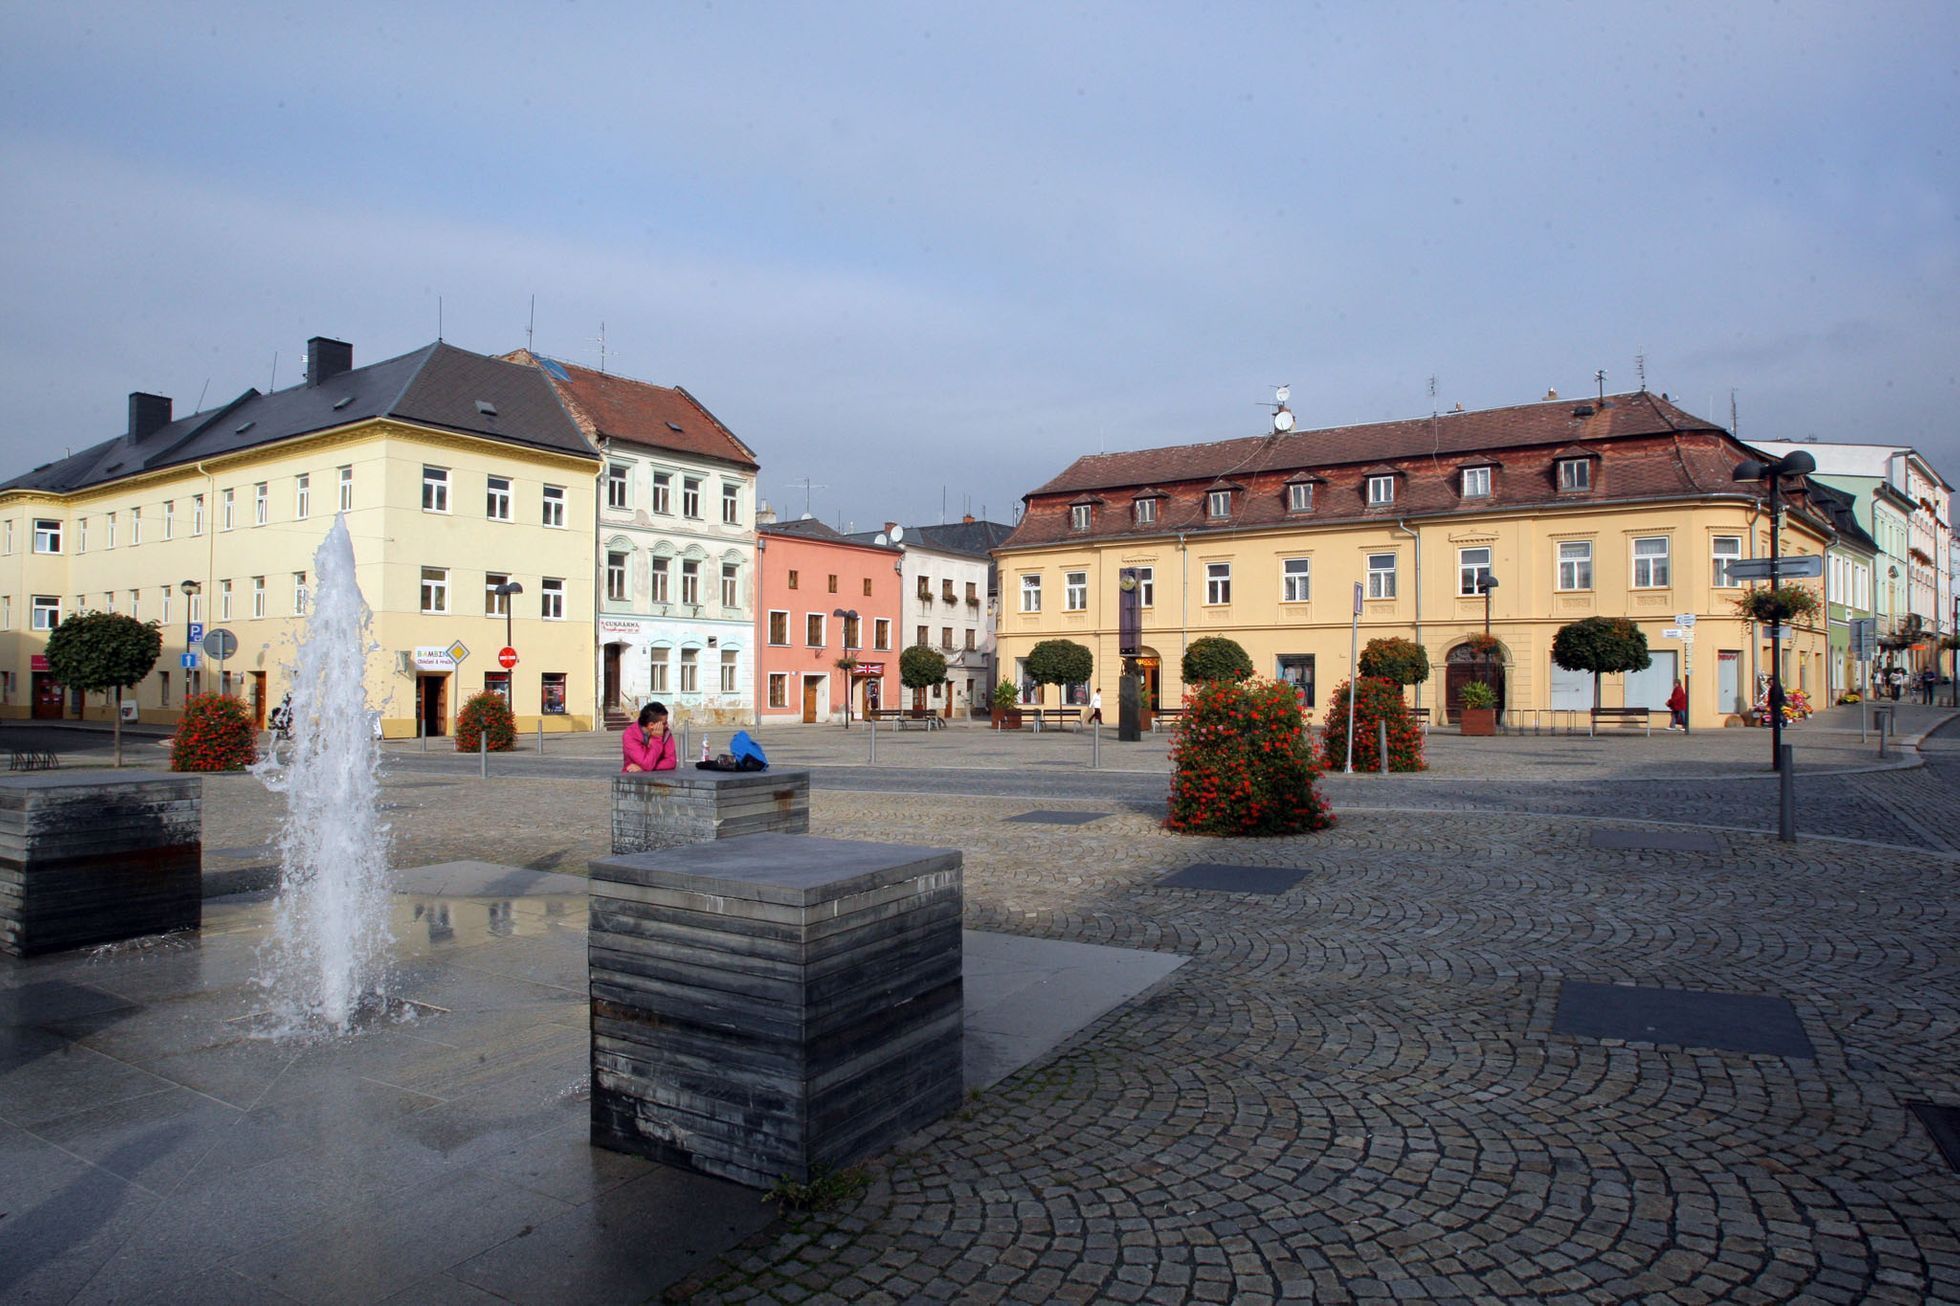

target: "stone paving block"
[1157,863,1310,895]
[1552,980,1816,1058]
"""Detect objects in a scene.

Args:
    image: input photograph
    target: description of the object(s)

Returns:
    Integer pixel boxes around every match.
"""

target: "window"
[940,625,953,649]
[1020,574,1042,612]
[874,619,891,650]
[1461,466,1491,498]
[966,581,978,604]
[722,483,740,525]
[787,570,799,591]
[864,578,874,597]
[422,467,449,513]
[224,488,243,530]
[163,504,174,540]
[337,466,353,512]
[768,611,790,645]
[606,551,629,602]
[917,576,932,601]
[681,559,701,605]
[1276,654,1315,707]
[541,673,567,714]
[32,519,61,553]
[251,576,266,618]
[1135,566,1155,607]
[0,596,8,629]
[1458,547,1493,596]
[1283,558,1311,603]
[77,518,87,552]
[769,673,789,708]
[192,495,205,536]
[965,629,975,651]
[189,591,203,623]
[31,596,58,630]
[1070,504,1091,531]
[125,590,137,616]
[1367,552,1397,599]
[651,472,671,515]
[1558,459,1591,491]
[649,558,669,604]
[682,477,702,518]
[155,672,166,707]
[1711,536,1743,588]
[1632,536,1671,588]
[650,649,670,694]
[293,572,307,615]
[1207,490,1231,518]
[486,476,511,520]
[219,580,233,620]
[541,484,565,527]
[2,520,10,553]
[540,578,565,620]
[916,625,929,648]
[1367,475,1395,506]
[160,588,172,624]
[843,614,861,648]
[806,614,826,646]
[942,579,956,603]
[606,463,630,509]
[721,564,738,608]
[254,483,268,526]
[295,475,310,519]
[420,567,449,613]
[130,508,141,545]
[720,650,738,692]
[1134,498,1157,526]
[1065,571,1088,611]
[827,574,838,594]
[1205,562,1231,605]
[1557,541,1593,591]
[1288,482,1313,512]
[679,648,699,692]
[484,573,510,616]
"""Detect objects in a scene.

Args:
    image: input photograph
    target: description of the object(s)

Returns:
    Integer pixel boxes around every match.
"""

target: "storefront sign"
[29,655,47,671]
[413,646,459,671]
[598,618,650,641]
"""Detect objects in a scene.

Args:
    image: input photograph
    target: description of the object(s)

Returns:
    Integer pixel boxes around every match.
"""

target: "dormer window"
[1557,459,1591,492]
[1133,497,1157,526]
[1069,503,1091,531]
[1367,475,1396,506]
[1207,489,1232,518]
[1461,466,1492,498]
[1287,482,1313,512]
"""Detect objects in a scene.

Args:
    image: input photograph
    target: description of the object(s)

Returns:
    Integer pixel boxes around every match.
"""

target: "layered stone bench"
[611,768,811,855]
[0,771,202,957]
[589,832,963,1188]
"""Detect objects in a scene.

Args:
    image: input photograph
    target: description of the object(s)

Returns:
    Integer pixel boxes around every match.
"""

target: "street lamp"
[1477,573,1499,722]
[833,608,859,727]
[1733,449,1816,770]
[491,581,524,653]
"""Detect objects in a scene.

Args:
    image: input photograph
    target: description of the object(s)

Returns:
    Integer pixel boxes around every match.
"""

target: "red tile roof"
[504,350,758,470]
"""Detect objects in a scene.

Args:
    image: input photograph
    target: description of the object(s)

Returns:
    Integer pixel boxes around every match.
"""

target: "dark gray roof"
[1808,481,1881,555]
[841,520,1015,558]
[3,342,597,494]
[760,517,901,551]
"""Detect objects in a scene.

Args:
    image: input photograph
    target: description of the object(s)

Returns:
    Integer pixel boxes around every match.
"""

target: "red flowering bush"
[455,690,517,753]
[1320,677,1426,772]
[170,693,258,772]
[1165,678,1334,836]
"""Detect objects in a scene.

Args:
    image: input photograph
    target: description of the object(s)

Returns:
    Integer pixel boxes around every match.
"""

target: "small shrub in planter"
[1358,636,1430,687]
[1166,678,1334,836]
[171,693,259,772]
[455,690,517,752]
[1181,636,1254,684]
[1319,677,1428,770]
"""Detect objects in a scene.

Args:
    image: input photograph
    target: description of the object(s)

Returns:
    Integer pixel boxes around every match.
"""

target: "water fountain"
[253,514,394,1034]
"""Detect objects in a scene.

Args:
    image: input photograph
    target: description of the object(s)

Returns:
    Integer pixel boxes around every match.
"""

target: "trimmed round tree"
[170,693,258,772]
[1181,636,1253,685]
[44,611,164,767]
[455,690,517,752]
[900,644,949,713]
[1550,616,1652,711]
[1358,636,1430,687]
[1026,639,1093,712]
[1166,677,1334,836]
[1320,677,1426,772]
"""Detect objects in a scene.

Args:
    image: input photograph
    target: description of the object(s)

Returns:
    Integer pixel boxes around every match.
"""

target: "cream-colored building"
[997,391,1833,726]
[0,338,601,736]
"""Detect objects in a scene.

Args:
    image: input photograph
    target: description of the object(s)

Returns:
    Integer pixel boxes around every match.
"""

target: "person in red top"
[621,701,678,772]
[1666,681,1688,731]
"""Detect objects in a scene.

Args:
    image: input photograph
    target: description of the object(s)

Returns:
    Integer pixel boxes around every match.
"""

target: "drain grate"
[1004,810,1109,826]
[1553,980,1814,1058]
[1909,1103,1960,1172]
[1588,828,1721,853]
[1158,863,1308,895]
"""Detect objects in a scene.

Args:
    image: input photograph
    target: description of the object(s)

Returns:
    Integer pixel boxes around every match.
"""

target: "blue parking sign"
[187,622,205,644]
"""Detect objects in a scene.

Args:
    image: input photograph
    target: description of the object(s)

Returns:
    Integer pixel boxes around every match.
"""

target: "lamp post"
[179,580,201,693]
[491,581,523,702]
[1733,449,1816,770]
[1477,573,1499,723]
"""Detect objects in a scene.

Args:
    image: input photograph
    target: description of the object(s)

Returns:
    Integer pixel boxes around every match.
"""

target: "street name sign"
[1675,612,1697,627]
[1725,556,1823,582]
[1662,627,1685,640]
[1765,624,1794,639]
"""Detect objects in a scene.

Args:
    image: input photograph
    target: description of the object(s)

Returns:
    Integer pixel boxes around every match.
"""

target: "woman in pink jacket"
[621,702,678,773]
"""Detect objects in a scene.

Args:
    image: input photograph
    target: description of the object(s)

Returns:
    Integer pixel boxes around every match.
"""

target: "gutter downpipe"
[1395,518,1421,716]
[1178,532,1189,699]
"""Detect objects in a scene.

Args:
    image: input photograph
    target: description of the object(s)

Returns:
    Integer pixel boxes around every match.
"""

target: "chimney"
[962,514,974,524]
[127,392,172,440]
[755,500,777,525]
[306,337,353,387]
[1544,387,1559,401]
[883,521,899,534]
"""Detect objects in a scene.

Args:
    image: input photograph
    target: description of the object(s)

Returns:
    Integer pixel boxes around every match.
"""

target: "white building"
[846,517,1015,715]
[512,352,760,726]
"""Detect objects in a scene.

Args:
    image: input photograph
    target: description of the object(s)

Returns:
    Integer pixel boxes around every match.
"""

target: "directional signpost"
[1663,617,1696,733]
[1725,555,1823,582]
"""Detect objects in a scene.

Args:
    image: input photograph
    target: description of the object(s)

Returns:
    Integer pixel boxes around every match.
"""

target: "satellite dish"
[1275,384,1291,404]
[1273,408,1295,433]
[874,533,889,546]
[889,525,905,543]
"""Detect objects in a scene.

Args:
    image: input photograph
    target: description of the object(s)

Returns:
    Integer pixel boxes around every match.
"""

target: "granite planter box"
[589,832,963,1188]
[610,768,810,855]
[0,771,202,957]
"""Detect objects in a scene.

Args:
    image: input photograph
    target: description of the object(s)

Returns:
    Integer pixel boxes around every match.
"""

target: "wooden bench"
[865,709,944,731]
[1150,708,1186,733]
[8,751,57,772]
[1589,707,1653,737]
[1411,708,1431,733]
[1025,708,1081,731]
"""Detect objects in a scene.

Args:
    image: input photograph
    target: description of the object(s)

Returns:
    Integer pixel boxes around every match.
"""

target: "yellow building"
[0,338,601,736]
[996,391,1832,726]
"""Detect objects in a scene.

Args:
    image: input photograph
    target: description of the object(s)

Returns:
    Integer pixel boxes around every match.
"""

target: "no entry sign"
[498,647,519,669]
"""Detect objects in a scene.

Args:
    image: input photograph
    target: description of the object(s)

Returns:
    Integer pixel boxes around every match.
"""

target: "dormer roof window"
[1461,464,1493,498]
[1070,503,1091,531]
[1283,472,1322,513]
[1206,484,1243,519]
[1133,496,1157,526]
[1552,449,1599,492]
[1366,473,1396,506]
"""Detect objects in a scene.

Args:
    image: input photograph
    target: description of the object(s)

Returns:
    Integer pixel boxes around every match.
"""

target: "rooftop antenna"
[194,378,210,413]
[438,296,444,343]
[788,477,829,516]
[1635,351,1648,392]
[1594,369,1607,403]
[1730,388,1739,436]
[1268,384,1294,433]
[527,295,536,352]
[268,350,278,392]
[594,321,608,373]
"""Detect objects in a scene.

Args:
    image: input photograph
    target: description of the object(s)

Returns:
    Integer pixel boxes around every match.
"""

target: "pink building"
[755,519,904,723]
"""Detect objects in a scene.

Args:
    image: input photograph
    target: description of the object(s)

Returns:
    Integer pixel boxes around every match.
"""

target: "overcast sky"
[2,1,1955,530]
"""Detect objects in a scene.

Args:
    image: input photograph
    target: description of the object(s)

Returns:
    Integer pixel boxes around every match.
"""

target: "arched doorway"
[602,642,625,714]
[1134,648,1162,710]
[1445,641,1507,724]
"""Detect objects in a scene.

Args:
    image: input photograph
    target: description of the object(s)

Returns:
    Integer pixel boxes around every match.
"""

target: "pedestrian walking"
[1087,687,1103,725]
[1922,669,1937,704]
[1888,665,1906,702]
[1666,680,1688,731]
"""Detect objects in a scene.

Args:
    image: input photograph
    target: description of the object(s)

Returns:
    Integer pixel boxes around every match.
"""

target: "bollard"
[679,729,689,766]
[419,719,427,753]
[1860,696,1868,744]
[1378,720,1389,775]
[537,721,544,754]
[868,716,877,765]
[1777,744,1794,841]
[1092,723,1101,770]
[1877,712,1889,760]
[479,732,487,779]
